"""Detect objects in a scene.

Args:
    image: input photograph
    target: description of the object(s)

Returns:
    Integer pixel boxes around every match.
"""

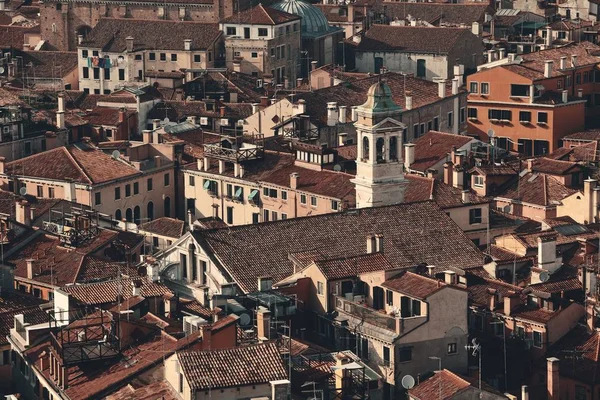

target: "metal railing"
[335,296,396,331]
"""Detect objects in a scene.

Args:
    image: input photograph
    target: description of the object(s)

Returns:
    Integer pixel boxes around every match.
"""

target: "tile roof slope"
[106,381,180,400]
[409,369,471,400]
[545,324,600,384]
[86,107,135,126]
[0,291,46,313]
[221,3,300,24]
[466,275,521,307]
[68,144,141,184]
[531,157,580,175]
[139,217,185,238]
[404,175,489,208]
[376,3,492,25]
[61,277,172,305]
[313,252,395,280]
[178,342,287,390]
[0,305,48,346]
[355,25,473,53]
[21,50,78,77]
[195,201,485,293]
[563,129,600,141]
[382,271,447,299]
[82,18,221,52]
[496,172,577,206]
[4,147,91,183]
[410,131,474,173]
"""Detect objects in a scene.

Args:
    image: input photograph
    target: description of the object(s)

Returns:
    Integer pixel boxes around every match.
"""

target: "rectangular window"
[300,194,307,204]
[164,173,170,186]
[189,175,195,186]
[92,51,98,57]
[538,112,548,124]
[271,210,278,221]
[226,206,233,225]
[469,81,478,93]
[115,187,121,200]
[95,192,101,205]
[317,281,324,295]
[258,28,268,36]
[251,52,258,58]
[331,200,339,211]
[533,331,543,348]
[133,182,139,195]
[281,213,287,220]
[93,68,100,79]
[412,299,421,316]
[252,213,260,224]
[576,73,581,84]
[118,69,125,81]
[171,54,177,62]
[83,67,89,79]
[263,187,269,197]
[179,373,184,393]
[511,84,530,97]
[519,111,532,123]
[37,185,43,198]
[567,75,572,87]
[448,112,453,128]
[125,184,131,197]
[468,107,478,119]
[194,54,201,63]
[398,347,412,362]
[517,326,525,338]
[280,190,287,201]
[448,343,458,354]
[557,80,563,89]
[149,53,156,61]
[433,117,439,131]
[269,188,277,198]
[383,346,391,367]
[263,209,270,222]
[104,67,110,80]
[310,196,317,207]
[488,109,512,121]
[48,187,55,198]
[460,107,465,123]
[226,27,236,35]
[82,49,88,58]
[147,178,153,191]
[480,82,489,95]
[413,124,419,139]
[160,53,166,61]
[469,208,482,224]
[386,290,393,306]
[474,175,484,187]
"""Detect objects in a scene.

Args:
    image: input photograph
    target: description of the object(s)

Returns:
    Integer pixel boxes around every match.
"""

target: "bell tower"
[352,79,407,208]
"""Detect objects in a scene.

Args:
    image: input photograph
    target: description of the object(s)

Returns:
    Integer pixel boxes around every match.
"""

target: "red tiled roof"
[139,217,185,238]
[530,157,581,175]
[545,325,600,385]
[410,131,475,173]
[404,175,490,208]
[496,172,577,207]
[312,252,395,280]
[178,342,287,390]
[61,277,172,305]
[563,129,600,142]
[529,277,582,294]
[221,3,299,24]
[466,274,521,308]
[382,271,447,299]
[0,305,47,345]
[86,107,135,127]
[409,370,472,399]
[106,381,179,400]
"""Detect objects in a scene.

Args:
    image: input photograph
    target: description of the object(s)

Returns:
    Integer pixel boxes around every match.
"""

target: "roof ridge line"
[63,146,94,184]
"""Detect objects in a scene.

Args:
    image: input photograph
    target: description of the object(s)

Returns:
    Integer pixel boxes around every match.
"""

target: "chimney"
[311,60,318,71]
[487,288,497,311]
[547,358,560,400]
[366,235,376,253]
[290,172,298,190]
[297,99,306,114]
[131,280,141,297]
[443,270,456,284]
[154,155,161,168]
[405,93,413,110]
[260,96,269,107]
[351,106,358,121]
[410,19,417,27]
[187,209,194,231]
[499,48,506,59]
[538,235,558,273]
[153,119,161,130]
[142,130,152,144]
[527,158,535,172]
[452,166,464,189]
[578,88,583,98]
[256,309,271,340]
[508,53,516,63]
[521,385,529,400]
[233,59,241,73]
[375,234,384,253]
[588,299,597,331]
[404,144,415,170]
[26,259,35,279]
[571,55,577,68]
[562,90,569,103]
[251,103,260,114]
[219,106,226,117]
[471,21,481,36]
[560,56,567,70]
[443,162,453,186]
[296,78,303,87]
[584,178,598,224]
[453,65,463,86]
[437,80,446,98]
[125,36,134,52]
[56,93,65,130]
[77,34,84,45]
[503,291,520,316]
[461,190,469,203]
[451,78,459,95]
[64,180,76,202]
[184,39,192,51]
[16,200,31,226]
[327,102,339,126]
[0,157,5,174]
[338,105,347,124]
[545,27,552,48]
[544,60,553,78]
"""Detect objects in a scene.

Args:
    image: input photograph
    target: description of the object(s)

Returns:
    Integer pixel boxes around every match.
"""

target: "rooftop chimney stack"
[437,80,446,98]
[142,130,152,144]
[571,54,577,68]
[545,27,552,48]
[290,172,298,190]
[522,385,529,400]
[184,39,192,51]
[256,309,271,340]
[562,90,569,103]
[452,78,459,95]
[538,236,559,274]
[544,60,553,78]
[326,102,339,126]
[77,34,83,45]
[547,358,560,400]
[405,92,413,110]
[16,200,31,226]
[560,56,567,70]
[26,259,35,279]
[125,36,134,52]
[297,99,306,114]
[338,105,347,124]
[0,157,5,175]
[472,21,481,36]
[404,143,415,170]
[57,93,65,130]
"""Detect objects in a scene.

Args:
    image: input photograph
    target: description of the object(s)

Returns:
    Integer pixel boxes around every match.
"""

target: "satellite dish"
[333,164,342,172]
[238,312,251,326]
[401,375,415,389]
[164,117,170,123]
[137,265,147,277]
[111,150,120,160]
[487,129,495,138]
[19,187,27,196]
[0,67,5,74]
[539,271,550,282]
[502,205,511,213]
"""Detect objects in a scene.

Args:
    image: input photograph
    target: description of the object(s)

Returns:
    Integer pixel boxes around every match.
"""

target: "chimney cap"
[547,357,560,363]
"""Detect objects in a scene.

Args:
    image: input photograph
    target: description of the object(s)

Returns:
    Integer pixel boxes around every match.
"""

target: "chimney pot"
[544,60,553,78]
[26,259,35,279]
[437,80,446,98]
[547,357,560,400]
[290,172,299,190]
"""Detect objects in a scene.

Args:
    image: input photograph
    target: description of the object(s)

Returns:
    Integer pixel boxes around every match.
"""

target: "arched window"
[362,137,369,161]
[125,208,133,222]
[147,202,154,221]
[389,137,398,161]
[164,197,171,218]
[115,209,122,221]
[376,138,385,163]
[134,206,140,225]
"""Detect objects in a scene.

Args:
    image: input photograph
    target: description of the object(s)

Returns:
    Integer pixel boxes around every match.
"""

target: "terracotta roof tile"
[221,4,299,24]
[178,342,287,390]
[409,369,471,400]
[563,129,600,142]
[530,157,581,175]
[19,50,78,77]
[404,175,490,208]
[139,217,185,238]
[312,252,395,280]
[0,305,47,345]
[546,325,600,384]
[196,201,485,293]
[106,381,180,400]
[382,271,447,299]
[61,277,173,305]
[86,107,135,127]
[496,172,577,207]
[82,18,221,52]
[409,131,475,173]
[376,3,492,26]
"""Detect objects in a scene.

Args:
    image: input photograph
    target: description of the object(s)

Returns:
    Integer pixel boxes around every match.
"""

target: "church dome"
[271,0,331,36]
[360,80,401,113]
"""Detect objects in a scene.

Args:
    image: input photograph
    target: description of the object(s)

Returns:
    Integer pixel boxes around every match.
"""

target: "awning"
[248,189,259,200]
[234,187,243,198]
[203,180,211,190]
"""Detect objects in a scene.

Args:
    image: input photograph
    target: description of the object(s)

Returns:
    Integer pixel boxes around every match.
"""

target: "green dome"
[360,81,401,113]
[271,0,331,36]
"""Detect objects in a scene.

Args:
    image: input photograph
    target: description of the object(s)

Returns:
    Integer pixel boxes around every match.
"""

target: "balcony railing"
[335,296,396,331]
[203,143,264,162]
